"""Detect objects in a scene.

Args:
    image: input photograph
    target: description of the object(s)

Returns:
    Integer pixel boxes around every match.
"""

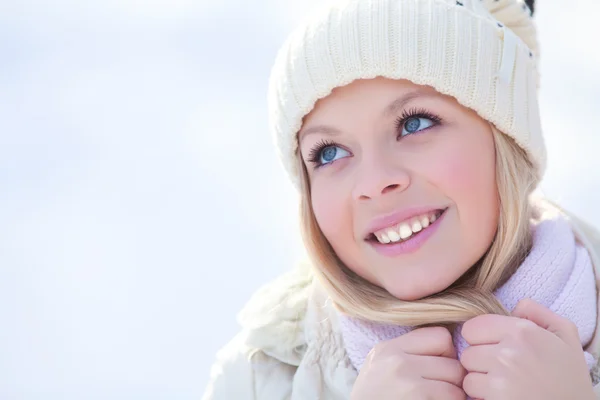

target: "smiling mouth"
[366,208,447,244]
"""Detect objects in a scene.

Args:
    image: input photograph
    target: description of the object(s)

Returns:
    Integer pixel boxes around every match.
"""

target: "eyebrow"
[382,90,430,118]
[298,89,432,141]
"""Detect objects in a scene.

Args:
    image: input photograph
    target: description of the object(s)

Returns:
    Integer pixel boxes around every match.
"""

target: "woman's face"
[299,77,500,301]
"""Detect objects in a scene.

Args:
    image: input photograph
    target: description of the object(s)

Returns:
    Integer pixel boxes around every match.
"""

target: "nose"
[352,155,411,201]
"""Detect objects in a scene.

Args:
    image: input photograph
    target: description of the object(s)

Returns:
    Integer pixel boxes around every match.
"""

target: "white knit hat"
[267,0,545,189]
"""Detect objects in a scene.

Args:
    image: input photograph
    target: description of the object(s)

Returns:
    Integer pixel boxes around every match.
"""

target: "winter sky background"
[0,0,598,398]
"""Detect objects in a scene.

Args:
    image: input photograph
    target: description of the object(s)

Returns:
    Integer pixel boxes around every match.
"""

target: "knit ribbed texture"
[267,0,545,189]
[338,216,598,379]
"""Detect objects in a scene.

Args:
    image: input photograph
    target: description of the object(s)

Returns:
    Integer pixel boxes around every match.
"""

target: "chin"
[384,276,455,301]
[385,284,430,301]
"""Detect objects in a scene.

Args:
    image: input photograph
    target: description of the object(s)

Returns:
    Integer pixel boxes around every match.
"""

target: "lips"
[366,208,449,256]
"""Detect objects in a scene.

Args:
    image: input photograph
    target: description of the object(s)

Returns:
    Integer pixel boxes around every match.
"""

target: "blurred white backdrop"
[0,0,598,398]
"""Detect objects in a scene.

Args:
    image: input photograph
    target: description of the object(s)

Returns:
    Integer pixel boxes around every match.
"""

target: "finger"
[512,298,582,348]
[417,355,467,387]
[462,372,489,400]
[393,326,457,358]
[421,379,467,400]
[462,314,523,345]
[460,344,497,373]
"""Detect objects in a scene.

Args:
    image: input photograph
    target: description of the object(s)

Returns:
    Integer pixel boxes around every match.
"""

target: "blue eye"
[319,145,350,165]
[396,109,442,138]
[307,140,351,168]
[401,116,435,136]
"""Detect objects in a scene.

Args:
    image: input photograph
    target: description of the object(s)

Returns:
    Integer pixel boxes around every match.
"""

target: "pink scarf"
[338,215,598,376]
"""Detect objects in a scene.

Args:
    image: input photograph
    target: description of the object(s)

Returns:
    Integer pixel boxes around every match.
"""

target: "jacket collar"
[237,263,315,366]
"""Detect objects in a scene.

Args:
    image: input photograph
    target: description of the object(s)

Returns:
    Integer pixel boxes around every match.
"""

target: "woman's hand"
[460,299,595,400]
[350,326,467,400]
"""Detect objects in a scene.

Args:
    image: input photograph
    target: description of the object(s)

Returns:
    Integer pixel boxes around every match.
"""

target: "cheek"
[430,133,499,236]
[424,128,497,198]
[436,147,495,193]
[310,182,350,244]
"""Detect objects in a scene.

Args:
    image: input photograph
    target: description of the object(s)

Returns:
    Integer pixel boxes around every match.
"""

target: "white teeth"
[372,210,443,244]
[387,230,400,242]
[399,224,412,240]
[379,232,391,244]
[411,219,422,233]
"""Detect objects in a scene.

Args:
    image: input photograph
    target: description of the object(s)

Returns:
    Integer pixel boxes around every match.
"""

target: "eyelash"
[307,138,338,168]
[307,107,443,168]
[395,107,442,136]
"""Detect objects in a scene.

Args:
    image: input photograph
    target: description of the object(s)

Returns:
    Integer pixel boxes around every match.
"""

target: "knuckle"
[369,341,388,358]
[517,298,536,310]
[563,318,579,336]
[430,326,453,344]
[497,346,519,367]
[371,341,385,353]
[365,343,384,363]
[513,318,537,341]
[460,347,473,365]
[368,344,411,371]
[402,379,422,395]
[389,353,411,373]
[462,372,475,392]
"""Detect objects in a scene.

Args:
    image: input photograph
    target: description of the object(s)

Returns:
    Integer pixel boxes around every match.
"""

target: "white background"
[0,0,598,398]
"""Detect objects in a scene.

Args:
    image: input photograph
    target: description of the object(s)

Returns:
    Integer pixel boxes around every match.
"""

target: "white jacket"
[202,212,600,399]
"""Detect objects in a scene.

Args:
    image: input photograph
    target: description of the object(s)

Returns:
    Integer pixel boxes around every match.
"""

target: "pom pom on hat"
[525,0,535,15]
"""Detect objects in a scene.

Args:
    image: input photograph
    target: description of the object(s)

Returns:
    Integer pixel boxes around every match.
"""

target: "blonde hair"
[299,125,538,326]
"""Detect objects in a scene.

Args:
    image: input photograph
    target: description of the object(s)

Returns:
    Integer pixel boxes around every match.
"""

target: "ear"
[525,0,535,15]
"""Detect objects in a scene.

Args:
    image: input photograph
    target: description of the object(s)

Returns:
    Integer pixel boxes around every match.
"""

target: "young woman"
[203,0,600,398]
